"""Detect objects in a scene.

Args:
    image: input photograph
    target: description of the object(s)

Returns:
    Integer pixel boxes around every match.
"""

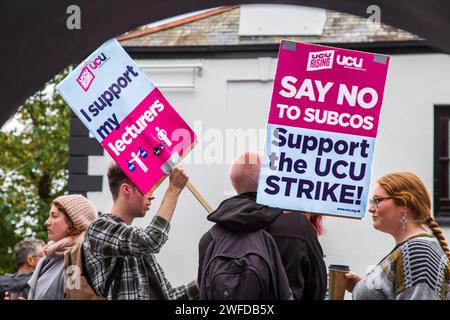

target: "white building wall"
[86,53,450,298]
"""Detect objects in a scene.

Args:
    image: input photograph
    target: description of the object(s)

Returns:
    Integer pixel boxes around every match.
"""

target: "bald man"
[197,151,327,300]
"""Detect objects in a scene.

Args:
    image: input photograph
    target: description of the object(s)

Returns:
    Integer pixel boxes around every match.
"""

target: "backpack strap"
[102,257,124,300]
[66,250,73,277]
[80,245,96,291]
[111,258,124,300]
[65,245,82,282]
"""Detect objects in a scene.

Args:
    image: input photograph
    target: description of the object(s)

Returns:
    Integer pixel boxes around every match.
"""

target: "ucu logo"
[88,53,109,70]
[336,55,364,70]
[77,52,110,91]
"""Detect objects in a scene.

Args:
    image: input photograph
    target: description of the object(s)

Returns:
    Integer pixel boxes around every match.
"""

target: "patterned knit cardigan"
[353,234,450,300]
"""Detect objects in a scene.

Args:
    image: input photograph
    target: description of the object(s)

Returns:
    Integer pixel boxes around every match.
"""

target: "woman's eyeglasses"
[368,197,393,208]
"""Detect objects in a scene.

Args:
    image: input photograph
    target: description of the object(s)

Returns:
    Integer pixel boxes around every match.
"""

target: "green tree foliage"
[0,69,70,274]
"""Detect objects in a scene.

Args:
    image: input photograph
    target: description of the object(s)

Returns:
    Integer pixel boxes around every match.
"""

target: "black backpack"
[199,224,292,300]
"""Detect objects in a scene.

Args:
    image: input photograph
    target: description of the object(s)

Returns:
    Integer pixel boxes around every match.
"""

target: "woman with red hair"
[345,172,450,300]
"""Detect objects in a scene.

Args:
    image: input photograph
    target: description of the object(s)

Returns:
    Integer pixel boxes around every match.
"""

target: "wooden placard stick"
[186,181,213,214]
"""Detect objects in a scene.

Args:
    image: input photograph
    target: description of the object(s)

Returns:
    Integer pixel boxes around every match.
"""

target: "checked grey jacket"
[83,213,199,300]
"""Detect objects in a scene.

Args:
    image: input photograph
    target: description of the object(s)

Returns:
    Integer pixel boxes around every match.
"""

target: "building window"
[239,4,326,36]
[434,105,450,224]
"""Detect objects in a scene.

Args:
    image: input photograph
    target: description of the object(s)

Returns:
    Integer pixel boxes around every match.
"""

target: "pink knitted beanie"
[52,194,98,231]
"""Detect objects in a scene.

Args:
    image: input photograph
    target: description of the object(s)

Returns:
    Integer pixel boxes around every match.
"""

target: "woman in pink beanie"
[25,194,98,300]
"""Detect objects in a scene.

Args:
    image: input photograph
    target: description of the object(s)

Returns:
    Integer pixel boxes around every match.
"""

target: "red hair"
[378,172,449,258]
[310,214,325,236]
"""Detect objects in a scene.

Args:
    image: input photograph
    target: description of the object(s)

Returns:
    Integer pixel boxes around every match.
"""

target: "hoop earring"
[400,213,407,230]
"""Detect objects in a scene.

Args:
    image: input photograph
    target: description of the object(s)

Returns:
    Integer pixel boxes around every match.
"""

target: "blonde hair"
[377,172,450,258]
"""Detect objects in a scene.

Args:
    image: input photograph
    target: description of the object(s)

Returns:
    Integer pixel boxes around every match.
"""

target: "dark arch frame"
[1,0,449,126]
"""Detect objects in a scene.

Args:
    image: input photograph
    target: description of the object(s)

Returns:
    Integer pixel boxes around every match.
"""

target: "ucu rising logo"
[76,53,110,91]
[307,50,335,71]
[336,55,365,71]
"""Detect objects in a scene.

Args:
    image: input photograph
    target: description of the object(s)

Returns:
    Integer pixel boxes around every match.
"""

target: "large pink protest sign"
[257,41,390,219]
[57,39,197,195]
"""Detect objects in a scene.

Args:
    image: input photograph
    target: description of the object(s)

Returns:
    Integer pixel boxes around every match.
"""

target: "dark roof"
[119,6,420,47]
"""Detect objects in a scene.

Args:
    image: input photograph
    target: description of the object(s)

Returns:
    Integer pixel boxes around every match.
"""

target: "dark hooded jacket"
[0,272,32,299]
[198,192,327,300]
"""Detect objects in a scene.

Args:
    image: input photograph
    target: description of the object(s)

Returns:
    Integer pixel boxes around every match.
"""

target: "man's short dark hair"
[13,239,45,269]
[107,162,135,200]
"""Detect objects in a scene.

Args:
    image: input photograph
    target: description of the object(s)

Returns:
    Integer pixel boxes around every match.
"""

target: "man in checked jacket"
[83,162,199,300]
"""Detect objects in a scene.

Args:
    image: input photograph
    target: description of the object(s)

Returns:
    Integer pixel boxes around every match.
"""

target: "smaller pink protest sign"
[257,40,390,219]
[57,39,197,195]
[101,88,196,194]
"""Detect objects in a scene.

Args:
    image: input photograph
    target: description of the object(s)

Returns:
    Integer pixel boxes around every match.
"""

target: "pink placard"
[101,88,197,194]
[268,41,390,137]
